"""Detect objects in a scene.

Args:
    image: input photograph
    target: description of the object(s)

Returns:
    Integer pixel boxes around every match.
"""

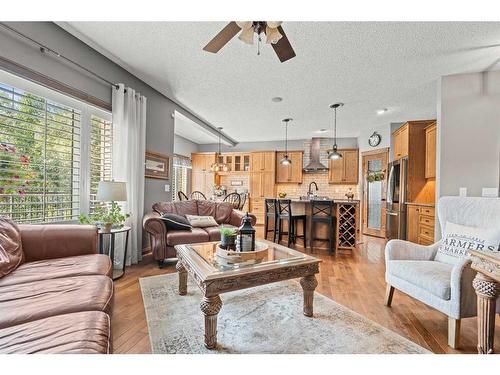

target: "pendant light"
[210,127,229,172]
[280,118,293,165]
[328,103,344,160]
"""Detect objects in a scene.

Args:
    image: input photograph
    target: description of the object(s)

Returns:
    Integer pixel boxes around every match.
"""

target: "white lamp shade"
[96,181,127,202]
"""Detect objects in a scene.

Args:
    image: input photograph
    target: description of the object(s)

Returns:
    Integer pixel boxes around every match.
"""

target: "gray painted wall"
[198,137,358,153]
[173,134,198,158]
[437,71,500,198]
[0,22,216,217]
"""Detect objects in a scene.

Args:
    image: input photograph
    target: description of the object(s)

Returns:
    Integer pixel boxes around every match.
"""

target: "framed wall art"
[145,151,170,180]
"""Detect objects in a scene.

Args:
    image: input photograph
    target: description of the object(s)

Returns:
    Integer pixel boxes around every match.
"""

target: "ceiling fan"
[203,21,296,63]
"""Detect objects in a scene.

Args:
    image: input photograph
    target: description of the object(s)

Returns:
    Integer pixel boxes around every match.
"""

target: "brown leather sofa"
[143,200,256,267]
[0,222,113,354]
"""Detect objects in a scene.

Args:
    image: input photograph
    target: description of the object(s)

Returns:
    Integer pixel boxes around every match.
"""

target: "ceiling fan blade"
[203,22,241,53]
[271,26,296,63]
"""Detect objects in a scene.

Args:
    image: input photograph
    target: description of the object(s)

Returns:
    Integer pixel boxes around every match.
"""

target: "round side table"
[98,226,131,280]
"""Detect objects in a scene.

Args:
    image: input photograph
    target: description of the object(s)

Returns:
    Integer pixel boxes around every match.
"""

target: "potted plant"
[79,202,130,232]
[220,227,237,250]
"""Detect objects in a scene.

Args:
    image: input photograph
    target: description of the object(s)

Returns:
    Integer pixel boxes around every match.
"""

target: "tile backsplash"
[276,171,359,200]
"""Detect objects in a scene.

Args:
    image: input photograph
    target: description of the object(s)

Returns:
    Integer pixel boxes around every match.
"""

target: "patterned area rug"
[139,273,429,354]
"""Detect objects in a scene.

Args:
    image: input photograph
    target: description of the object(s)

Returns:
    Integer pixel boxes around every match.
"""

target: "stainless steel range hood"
[303,138,329,172]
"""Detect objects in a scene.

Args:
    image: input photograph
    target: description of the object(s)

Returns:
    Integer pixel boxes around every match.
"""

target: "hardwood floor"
[112,234,500,354]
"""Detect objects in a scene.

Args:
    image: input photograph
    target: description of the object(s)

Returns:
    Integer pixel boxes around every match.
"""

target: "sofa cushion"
[197,199,217,218]
[435,221,500,265]
[0,254,112,287]
[152,201,176,215]
[160,213,192,231]
[0,311,110,354]
[203,225,238,242]
[215,202,234,224]
[173,200,199,216]
[387,260,453,300]
[186,215,218,228]
[0,275,113,329]
[166,228,209,247]
[0,218,24,278]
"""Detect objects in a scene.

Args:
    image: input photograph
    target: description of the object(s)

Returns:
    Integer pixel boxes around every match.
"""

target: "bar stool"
[310,200,336,254]
[277,199,306,248]
[264,198,278,242]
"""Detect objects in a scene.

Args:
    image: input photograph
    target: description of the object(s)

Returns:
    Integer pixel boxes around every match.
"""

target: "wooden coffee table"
[174,240,321,349]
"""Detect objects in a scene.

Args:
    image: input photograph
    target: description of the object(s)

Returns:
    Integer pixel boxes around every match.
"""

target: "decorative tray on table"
[215,241,269,267]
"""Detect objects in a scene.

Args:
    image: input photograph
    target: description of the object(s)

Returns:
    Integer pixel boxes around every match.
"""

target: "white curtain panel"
[112,84,147,267]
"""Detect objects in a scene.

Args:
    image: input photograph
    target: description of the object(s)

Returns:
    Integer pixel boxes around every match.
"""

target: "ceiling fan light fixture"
[236,21,253,29]
[265,25,283,44]
[266,21,282,28]
[238,27,255,45]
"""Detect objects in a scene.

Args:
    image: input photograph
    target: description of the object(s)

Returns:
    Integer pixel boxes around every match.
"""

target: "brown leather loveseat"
[143,200,256,267]
[0,219,113,354]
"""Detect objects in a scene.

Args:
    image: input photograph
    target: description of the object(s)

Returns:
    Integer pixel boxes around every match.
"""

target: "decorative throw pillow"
[160,213,192,231]
[185,215,218,228]
[435,221,500,265]
[0,217,24,278]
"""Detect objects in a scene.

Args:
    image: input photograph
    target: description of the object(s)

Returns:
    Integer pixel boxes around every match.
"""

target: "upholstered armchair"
[384,196,500,349]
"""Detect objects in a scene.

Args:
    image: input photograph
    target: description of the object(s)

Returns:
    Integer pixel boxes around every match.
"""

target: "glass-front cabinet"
[220,153,250,173]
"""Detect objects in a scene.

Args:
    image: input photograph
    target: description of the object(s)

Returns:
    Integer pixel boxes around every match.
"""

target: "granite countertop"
[405,202,435,207]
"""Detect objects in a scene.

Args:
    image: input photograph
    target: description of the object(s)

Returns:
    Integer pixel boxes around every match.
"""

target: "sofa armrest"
[385,239,439,262]
[143,211,168,261]
[19,224,98,262]
[228,209,256,227]
[450,258,478,318]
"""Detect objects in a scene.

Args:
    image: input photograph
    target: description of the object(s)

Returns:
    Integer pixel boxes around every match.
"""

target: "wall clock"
[368,132,382,147]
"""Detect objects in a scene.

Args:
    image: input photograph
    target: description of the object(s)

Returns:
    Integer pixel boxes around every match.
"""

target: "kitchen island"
[267,197,360,251]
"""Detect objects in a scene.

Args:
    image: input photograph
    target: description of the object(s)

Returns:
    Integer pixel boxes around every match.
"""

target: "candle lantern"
[238,212,255,252]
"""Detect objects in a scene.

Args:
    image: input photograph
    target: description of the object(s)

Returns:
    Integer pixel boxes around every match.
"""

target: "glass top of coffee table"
[181,240,311,274]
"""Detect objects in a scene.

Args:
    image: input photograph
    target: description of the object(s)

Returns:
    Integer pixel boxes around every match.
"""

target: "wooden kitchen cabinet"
[328,149,359,184]
[250,151,275,172]
[425,122,437,179]
[249,152,276,225]
[275,151,303,183]
[191,152,216,197]
[392,124,409,160]
[406,204,435,244]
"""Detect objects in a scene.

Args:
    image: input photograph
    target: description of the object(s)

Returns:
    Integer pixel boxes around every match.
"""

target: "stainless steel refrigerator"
[386,158,408,240]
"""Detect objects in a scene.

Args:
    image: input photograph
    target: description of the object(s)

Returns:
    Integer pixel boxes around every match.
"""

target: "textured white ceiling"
[60,22,500,142]
[174,110,229,144]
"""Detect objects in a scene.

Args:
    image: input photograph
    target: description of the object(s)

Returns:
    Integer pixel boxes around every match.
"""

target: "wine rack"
[336,202,358,251]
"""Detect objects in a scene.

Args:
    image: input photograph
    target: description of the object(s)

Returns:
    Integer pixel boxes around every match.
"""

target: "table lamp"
[96,181,127,232]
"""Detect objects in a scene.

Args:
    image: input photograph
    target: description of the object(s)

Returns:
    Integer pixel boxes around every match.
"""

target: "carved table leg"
[300,275,318,317]
[200,295,222,349]
[473,272,500,354]
[176,261,187,296]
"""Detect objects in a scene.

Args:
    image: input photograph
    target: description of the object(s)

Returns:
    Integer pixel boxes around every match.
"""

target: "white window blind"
[172,154,191,201]
[89,115,113,214]
[0,83,81,223]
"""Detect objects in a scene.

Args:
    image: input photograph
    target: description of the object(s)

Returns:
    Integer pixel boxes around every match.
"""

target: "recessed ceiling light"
[376,108,388,115]
[271,97,283,102]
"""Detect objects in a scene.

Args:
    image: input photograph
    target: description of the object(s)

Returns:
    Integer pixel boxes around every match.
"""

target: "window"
[171,154,191,201]
[89,115,113,214]
[0,72,112,223]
